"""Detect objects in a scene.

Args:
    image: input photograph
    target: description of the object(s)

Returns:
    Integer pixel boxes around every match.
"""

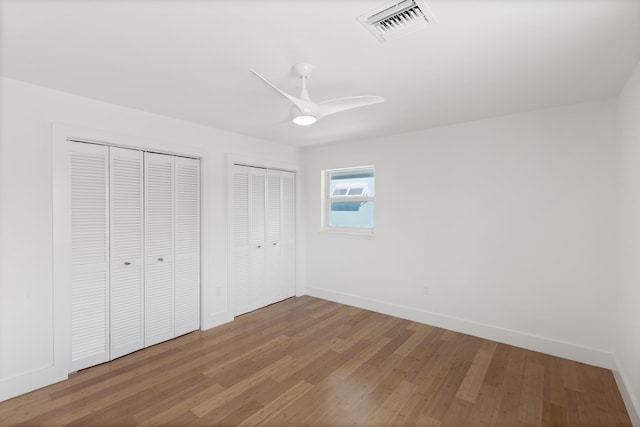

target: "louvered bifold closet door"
[144,153,175,347]
[174,157,201,336]
[231,165,295,316]
[69,141,110,372]
[265,170,282,305]
[232,166,251,315]
[109,147,144,360]
[249,168,267,309]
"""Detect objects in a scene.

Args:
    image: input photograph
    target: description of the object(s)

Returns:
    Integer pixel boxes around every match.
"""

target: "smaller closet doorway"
[229,164,296,316]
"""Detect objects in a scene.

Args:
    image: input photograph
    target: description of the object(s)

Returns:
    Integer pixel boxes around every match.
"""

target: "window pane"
[330,201,374,228]
[332,188,348,196]
[330,170,374,180]
[347,187,365,196]
[329,170,375,197]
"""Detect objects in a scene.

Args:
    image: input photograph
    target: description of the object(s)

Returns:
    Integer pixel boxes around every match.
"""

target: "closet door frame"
[52,125,204,379]
[226,154,299,317]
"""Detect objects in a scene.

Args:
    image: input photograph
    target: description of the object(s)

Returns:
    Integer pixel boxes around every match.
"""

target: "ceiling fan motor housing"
[292,62,314,79]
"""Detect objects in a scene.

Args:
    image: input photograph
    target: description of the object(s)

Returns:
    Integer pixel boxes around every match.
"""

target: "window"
[322,166,375,235]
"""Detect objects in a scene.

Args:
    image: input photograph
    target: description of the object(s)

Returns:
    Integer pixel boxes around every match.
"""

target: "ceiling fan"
[250,63,384,126]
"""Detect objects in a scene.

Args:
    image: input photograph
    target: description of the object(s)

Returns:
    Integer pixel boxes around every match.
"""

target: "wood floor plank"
[191,356,295,417]
[563,358,585,392]
[393,323,433,357]
[519,362,544,426]
[456,340,497,403]
[0,295,631,426]
[543,354,566,407]
[343,354,405,416]
[495,345,528,426]
[135,382,226,426]
[420,356,472,422]
[483,341,511,389]
[440,396,474,426]
[333,317,385,353]
[131,377,220,424]
[389,382,430,426]
[236,380,314,426]
[542,399,569,427]
[466,384,501,426]
[401,371,446,425]
[365,379,418,425]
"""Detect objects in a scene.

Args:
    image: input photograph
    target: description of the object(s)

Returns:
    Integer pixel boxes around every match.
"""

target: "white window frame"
[321,165,375,236]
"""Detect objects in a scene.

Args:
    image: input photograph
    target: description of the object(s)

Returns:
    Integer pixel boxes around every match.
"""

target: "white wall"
[302,99,619,368]
[616,60,640,426]
[1,71,632,411]
[0,77,299,401]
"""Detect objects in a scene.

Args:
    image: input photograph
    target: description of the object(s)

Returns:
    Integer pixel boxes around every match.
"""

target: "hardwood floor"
[0,296,631,426]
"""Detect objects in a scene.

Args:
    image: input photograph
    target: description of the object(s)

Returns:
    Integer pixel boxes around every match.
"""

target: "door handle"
[257,245,262,249]
[273,242,277,246]
[124,262,131,266]
[158,257,164,262]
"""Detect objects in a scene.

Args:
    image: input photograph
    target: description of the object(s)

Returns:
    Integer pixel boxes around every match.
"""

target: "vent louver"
[358,0,436,43]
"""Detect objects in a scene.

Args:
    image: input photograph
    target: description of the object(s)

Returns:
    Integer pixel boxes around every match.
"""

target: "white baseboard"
[306,286,612,369]
[202,311,234,331]
[0,365,68,403]
[613,356,640,427]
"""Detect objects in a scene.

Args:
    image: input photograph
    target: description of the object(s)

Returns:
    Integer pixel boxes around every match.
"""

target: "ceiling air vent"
[358,0,436,43]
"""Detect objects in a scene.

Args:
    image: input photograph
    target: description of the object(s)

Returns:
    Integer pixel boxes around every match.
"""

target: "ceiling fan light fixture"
[250,63,384,125]
[292,115,317,126]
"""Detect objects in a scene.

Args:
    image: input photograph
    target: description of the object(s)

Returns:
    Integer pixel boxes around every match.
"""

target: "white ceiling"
[1,0,639,147]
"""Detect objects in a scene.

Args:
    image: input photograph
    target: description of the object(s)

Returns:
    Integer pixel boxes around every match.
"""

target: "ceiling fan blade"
[250,69,317,115]
[318,96,384,119]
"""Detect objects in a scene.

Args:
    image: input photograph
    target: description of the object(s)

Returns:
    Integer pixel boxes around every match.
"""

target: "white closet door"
[109,147,144,360]
[249,168,267,309]
[232,166,251,315]
[174,157,200,336]
[69,141,109,371]
[266,170,295,302]
[232,165,268,315]
[144,152,175,347]
[231,165,295,316]
[265,170,282,304]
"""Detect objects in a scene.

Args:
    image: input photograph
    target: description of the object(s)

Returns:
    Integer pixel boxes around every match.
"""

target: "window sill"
[320,227,376,238]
